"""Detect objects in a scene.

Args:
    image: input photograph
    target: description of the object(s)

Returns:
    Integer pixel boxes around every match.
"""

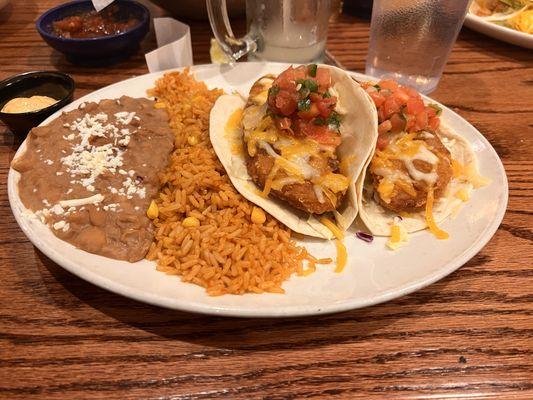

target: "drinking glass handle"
[206,0,257,61]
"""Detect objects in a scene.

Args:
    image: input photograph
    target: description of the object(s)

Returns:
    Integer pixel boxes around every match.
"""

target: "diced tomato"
[406,97,425,115]
[369,91,385,108]
[274,116,294,135]
[310,93,336,118]
[379,79,399,91]
[414,111,428,131]
[393,87,410,104]
[383,96,401,118]
[315,68,331,91]
[428,117,440,131]
[426,106,437,119]
[273,90,298,116]
[389,113,405,133]
[364,78,442,138]
[378,120,392,135]
[299,121,341,147]
[297,102,320,120]
[266,64,342,146]
[377,135,389,151]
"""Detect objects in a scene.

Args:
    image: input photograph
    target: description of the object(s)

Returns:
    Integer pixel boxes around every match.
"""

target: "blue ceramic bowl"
[36,0,150,66]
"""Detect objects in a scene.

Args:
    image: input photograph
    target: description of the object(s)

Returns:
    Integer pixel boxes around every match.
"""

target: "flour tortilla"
[210,65,378,239]
[357,122,480,236]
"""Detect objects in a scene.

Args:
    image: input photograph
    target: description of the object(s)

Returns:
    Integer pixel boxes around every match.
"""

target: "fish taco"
[210,64,378,239]
[357,79,490,246]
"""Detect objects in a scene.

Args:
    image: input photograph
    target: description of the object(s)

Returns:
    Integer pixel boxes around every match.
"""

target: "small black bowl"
[36,0,150,66]
[0,71,75,138]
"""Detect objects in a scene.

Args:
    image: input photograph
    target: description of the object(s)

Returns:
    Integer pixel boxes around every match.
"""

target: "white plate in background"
[464,13,533,49]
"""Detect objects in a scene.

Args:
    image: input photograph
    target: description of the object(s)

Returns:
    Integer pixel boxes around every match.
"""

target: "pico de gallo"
[267,64,342,148]
[361,79,442,150]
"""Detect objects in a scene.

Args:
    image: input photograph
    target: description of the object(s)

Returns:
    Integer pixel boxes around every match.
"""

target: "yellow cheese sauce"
[224,107,244,156]
[2,96,58,113]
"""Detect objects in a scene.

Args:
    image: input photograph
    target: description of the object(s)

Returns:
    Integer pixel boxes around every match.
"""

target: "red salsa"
[52,6,139,39]
[361,79,442,150]
[267,65,342,148]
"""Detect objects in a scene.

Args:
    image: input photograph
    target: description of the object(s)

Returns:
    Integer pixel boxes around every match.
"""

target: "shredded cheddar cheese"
[320,217,344,240]
[316,172,350,193]
[451,159,490,188]
[396,179,417,197]
[334,239,347,273]
[377,178,395,203]
[464,162,491,189]
[425,187,449,240]
[261,164,280,197]
[455,188,471,201]
[225,108,243,132]
[386,224,409,250]
[319,217,347,273]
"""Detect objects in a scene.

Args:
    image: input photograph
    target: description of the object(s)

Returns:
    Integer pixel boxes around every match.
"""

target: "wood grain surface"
[0,1,532,399]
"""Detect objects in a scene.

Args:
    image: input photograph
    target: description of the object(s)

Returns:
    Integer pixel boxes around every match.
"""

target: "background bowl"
[0,71,75,138]
[36,0,150,66]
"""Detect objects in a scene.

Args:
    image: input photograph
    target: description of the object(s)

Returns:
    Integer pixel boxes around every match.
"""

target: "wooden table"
[1,1,531,399]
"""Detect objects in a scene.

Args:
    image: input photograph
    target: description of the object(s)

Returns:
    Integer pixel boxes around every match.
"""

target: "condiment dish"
[36,0,150,66]
[0,71,75,138]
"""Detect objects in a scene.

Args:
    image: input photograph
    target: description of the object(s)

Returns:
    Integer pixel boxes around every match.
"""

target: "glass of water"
[365,0,470,94]
[207,0,330,63]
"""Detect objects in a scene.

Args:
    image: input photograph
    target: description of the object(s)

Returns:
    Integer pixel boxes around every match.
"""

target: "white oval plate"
[8,63,508,317]
[464,13,533,49]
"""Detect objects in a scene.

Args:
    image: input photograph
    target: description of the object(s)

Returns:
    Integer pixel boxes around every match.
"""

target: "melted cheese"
[261,163,280,198]
[320,217,344,240]
[372,133,439,187]
[398,144,439,185]
[243,105,349,194]
[455,187,471,201]
[316,172,349,193]
[386,224,409,250]
[377,178,395,203]
[225,108,243,132]
[425,188,449,240]
[451,159,490,188]
[334,239,347,273]
[252,89,269,105]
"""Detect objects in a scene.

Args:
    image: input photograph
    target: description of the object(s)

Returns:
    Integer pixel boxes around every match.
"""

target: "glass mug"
[207,0,331,63]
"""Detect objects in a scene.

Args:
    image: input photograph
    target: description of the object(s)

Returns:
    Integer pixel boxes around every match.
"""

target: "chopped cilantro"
[373,84,381,91]
[314,117,327,126]
[307,64,318,77]
[428,103,442,116]
[297,98,311,111]
[327,112,341,129]
[296,78,318,93]
[269,85,280,97]
[323,91,331,98]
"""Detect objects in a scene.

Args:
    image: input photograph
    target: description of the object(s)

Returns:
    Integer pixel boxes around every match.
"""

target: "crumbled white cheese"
[53,220,70,232]
[50,204,65,215]
[59,194,104,208]
[114,111,136,125]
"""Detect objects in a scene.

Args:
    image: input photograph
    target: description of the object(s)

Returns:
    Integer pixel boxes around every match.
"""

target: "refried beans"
[11,96,174,262]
